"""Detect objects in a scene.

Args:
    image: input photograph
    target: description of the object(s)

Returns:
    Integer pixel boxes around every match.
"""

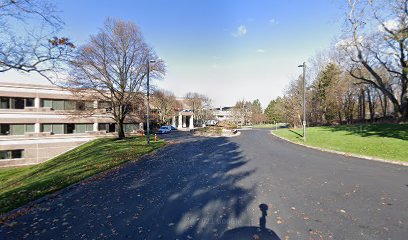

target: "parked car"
[170,126,177,130]
[206,120,218,126]
[157,126,170,134]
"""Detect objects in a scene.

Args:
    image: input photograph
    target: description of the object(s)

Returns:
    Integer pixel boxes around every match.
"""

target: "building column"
[182,116,186,128]
[172,116,176,128]
[34,123,41,133]
[189,115,194,129]
[93,122,99,131]
[178,113,182,128]
[34,97,40,108]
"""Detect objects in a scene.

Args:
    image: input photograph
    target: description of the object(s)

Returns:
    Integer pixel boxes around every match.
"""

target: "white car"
[157,126,170,134]
[206,120,218,126]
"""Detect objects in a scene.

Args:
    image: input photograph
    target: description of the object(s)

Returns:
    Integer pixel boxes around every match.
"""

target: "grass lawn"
[273,124,408,162]
[0,137,165,214]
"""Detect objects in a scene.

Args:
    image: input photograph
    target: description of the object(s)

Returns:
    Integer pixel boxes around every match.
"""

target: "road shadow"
[127,136,257,239]
[220,204,281,240]
[0,135,257,239]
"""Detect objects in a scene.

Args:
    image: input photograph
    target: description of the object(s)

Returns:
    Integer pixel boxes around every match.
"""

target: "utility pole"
[146,60,151,145]
[298,62,306,142]
[146,59,156,145]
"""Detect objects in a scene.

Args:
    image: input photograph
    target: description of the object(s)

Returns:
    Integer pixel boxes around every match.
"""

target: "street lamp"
[146,59,156,145]
[298,62,306,142]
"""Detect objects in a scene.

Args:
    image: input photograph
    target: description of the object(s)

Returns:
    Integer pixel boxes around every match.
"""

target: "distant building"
[170,98,195,129]
[212,106,234,122]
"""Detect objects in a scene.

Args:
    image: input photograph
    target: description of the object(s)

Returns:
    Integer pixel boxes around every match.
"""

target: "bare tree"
[0,0,74,81]
[65,18,165,139]
[232,100,252,126]
[340,0,408,120]
[184,92,212,123]
[282,77,304,128]
[184,92,204,113]
[151,89,181,123]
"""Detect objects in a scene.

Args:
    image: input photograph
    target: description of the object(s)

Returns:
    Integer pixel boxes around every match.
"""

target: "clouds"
[378,19,399,32]
[256,49,265,53]
[269,18,279,25]
[232,25,247,37]
[231,18,278,38]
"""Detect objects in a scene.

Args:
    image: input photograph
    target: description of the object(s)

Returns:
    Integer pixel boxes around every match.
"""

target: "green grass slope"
[0,137,165,214]
[273,124,408,162]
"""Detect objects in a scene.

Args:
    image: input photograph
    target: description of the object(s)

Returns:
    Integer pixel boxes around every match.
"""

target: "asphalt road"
[1,129,407,239]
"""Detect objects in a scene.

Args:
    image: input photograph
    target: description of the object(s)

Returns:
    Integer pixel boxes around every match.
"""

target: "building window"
[64,101,76,110]
[42,124,64,134]
[25,124,35,133]
[11,98,25,109]
[0,149,24,160]
[99,101,112,110]
[99,123,116,133]
[0,124,34,135]
[40,99,93,111]
[124,124,140,132]
[25,98,34,107]
[0,124,10,135]
[41,123,66,134]
[73,124,93,133]
[0,97,10,109]
[52,100,64,110]
[42,99,53,108]
[77,101,85,110]
[10,124,25,135]
[77,101,94,110]
[41,123,93,134]
[41,124,52,133]
[0,97,34,109]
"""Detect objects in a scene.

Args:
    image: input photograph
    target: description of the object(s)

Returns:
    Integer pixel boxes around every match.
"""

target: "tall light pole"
[146,59,156,145]
[298,62,306,142]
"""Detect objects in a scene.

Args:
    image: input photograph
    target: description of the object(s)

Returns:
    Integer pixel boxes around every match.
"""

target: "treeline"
[265,0,407,127]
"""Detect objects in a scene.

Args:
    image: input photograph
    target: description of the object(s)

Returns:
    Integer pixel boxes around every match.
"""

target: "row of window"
[0,149,23,160]
[0,97,34,109]
[0,123,140,135]
[0,124,34,135]
[41,123,94,134]
[40,99,95,110]
[1,96,112,111]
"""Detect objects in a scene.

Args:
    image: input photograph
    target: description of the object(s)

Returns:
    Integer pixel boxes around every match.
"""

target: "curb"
[270,131,408,167]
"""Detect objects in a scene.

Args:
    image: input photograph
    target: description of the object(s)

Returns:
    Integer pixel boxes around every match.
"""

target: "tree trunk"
[366,88,374,122]
[401,96,408,121]
[117,119,125,139]
[384,94,387,118]
[377,89,387,118]
[338,111,343,124]
[361,88,366,122]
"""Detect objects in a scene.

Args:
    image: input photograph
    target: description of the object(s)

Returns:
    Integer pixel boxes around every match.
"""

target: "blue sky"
[2,0,345,108]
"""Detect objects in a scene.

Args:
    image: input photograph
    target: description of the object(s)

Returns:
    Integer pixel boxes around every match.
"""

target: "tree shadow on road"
[121,136,257,239]
[0,135,262,239]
